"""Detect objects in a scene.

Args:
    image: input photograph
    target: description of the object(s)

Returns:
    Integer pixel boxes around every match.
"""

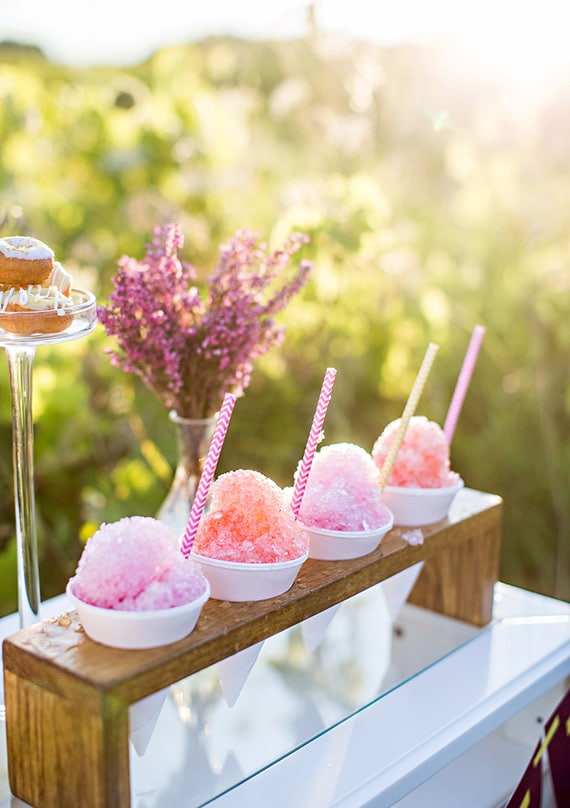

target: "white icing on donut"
[48,262,73,293]
[0,285,72,313]
[0,288,16,311]
[0,236,54,261]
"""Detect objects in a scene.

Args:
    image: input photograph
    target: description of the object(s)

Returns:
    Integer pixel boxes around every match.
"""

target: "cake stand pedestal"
[0,290,97,629]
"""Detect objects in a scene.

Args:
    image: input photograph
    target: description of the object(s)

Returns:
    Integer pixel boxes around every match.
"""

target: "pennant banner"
[505,687,570,808]
[505,737,543,808]
[545,687,570,808]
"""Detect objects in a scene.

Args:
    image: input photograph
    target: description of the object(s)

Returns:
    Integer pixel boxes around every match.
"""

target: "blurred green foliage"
[0,34,568,615]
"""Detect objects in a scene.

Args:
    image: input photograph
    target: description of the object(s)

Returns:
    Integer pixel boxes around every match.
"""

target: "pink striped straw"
[180,392,237,558]
[443,325,486,445]
[378,342,439,491]
[290,367,337,518]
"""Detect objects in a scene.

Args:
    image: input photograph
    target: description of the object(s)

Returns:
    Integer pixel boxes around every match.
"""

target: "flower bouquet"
[98,224,312,419]
[98,224,311,529]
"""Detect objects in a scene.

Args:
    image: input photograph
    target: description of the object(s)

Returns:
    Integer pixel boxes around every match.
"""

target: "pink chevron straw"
[290,367,337,518]
[443,325,486,445]
[378,343,439,491]
[180,393,237,558]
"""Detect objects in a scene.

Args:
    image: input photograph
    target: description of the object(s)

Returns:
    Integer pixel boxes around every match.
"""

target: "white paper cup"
[191,553,308,601]
[66,581,210,649]
[299,513,394,561]
[380,476,464,527]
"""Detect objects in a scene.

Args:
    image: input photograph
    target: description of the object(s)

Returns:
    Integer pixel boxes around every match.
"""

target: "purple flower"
[98,224,312,418]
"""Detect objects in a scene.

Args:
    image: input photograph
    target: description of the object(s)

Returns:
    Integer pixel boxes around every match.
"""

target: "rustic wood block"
[4,668,130,808]
[2,488,502,808]
[408,488,503,625]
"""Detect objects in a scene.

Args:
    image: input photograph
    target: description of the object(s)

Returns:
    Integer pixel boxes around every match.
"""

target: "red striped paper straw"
[290,367,337,518]
[180,392,237,558]
[378,343,439,491]
[443,325,486,445]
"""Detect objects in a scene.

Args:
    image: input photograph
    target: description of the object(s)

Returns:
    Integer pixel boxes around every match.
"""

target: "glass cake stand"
[0,290,97,628]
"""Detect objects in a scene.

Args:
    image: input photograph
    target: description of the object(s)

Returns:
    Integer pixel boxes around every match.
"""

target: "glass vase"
[156,411,218,536]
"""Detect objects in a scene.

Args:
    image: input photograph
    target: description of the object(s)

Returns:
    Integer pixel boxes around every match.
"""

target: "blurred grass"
[0,32,568,614]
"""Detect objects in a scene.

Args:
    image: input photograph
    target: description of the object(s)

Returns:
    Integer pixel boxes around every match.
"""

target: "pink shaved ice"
[297,443,393,531]
[69,516,208,610]
[372,415,455,488]
[193,470,307,563]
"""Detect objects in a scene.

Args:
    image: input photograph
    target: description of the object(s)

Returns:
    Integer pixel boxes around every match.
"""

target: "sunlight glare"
[321,0,570,94]
[422,1,570,91]
[4,0,570,86]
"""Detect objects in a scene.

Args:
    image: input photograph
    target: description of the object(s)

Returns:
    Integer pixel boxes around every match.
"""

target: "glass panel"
[130,581,481,807]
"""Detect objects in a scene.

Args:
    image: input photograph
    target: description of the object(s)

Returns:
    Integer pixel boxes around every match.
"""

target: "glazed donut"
[0,236,54,286]
[0,285,73,335]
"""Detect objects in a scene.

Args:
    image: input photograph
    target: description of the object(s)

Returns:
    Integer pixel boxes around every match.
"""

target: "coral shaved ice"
[193,470,307,563]
[372,415,456,488]
[69,516,208,610]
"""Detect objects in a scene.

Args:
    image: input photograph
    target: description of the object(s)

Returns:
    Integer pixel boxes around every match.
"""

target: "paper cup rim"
[383,477,464,497]
[66,579,210,619]
[297,513,394,540]
[190,551,308,571]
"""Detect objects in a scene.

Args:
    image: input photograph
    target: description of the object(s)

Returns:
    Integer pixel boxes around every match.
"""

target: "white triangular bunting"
[129,687,169,757]
[382,562,424,623]
[217,641,264,707]
[300,604,341,654]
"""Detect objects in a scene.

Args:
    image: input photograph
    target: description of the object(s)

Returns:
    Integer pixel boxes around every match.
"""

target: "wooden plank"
[2,488,502,808]
[3,489,502,706]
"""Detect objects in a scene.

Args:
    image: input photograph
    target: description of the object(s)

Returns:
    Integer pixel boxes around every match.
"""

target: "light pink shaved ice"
[69,516,208,610]
[296,443,393,532]
[372,415,456,488]
[192,470,308,563]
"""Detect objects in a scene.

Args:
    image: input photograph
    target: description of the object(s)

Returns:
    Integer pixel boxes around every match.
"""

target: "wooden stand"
[2,488,502,808]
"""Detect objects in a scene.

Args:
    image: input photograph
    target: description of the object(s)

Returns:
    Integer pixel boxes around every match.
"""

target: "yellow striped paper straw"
[378,342,439,491]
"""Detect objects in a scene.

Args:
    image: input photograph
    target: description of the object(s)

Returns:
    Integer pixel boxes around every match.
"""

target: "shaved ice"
[192,469,307,563]
[69,516,208,610]
[372,416,455,488]
[297,443,393,532]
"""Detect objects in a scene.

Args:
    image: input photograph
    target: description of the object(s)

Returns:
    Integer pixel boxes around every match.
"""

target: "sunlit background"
[4,0,570,88]
[1,0,569,612]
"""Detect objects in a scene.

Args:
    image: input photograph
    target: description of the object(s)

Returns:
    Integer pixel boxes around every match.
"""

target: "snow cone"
[191,469,308,601]
[372,416,463,526]
[66,516,210,648]
[295,443,393,560]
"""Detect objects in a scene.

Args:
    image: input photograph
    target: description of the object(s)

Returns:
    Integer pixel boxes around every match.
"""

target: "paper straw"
[290,367,337,518]
[443,325,486,445]
[180,393,237,558]
[378,343,439,491]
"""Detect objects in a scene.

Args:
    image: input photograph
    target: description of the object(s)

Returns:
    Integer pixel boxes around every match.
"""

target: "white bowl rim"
[191,551,308,571]
[297,512,394,540]
[383,476,464,497]
[66,579,210,620]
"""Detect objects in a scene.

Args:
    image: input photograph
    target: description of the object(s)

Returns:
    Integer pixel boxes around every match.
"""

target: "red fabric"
[505,736,543,808]
[546,688,570,808]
